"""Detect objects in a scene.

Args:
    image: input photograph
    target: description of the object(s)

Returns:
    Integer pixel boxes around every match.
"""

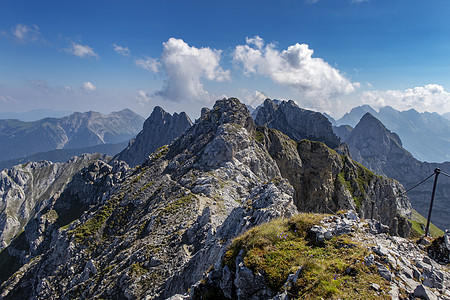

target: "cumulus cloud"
[113,43,131,56]
[66,41,99,59]
[233,36,356,105]
[11,24,40,42]
[136,90,151,106]
[135,57,160,72]
[143,38,230,103]
[362,84,450,113]
[82,81,97,92]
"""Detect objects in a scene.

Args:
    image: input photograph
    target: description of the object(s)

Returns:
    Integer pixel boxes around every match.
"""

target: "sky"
[1,0,450,119]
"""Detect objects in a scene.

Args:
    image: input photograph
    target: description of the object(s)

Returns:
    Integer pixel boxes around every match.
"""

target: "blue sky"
[1,0,450,119]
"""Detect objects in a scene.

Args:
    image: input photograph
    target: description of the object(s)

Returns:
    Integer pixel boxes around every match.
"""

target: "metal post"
[424,168,441,238]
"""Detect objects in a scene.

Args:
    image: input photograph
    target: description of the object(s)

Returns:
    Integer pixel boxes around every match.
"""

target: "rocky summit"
[0,98,448,299]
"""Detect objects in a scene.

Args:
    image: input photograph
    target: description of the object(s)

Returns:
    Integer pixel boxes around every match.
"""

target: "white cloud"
[362,84,450,113]
[82,82,97,92]
[66,41,99,59]
[233,37,356,106]
[136,90,151,106]
[246,35,264,50]
[11,24,40,42]
[240,89,269,108]
[135,57,160,72]
[113,43,131,56]
[147,38,230,103]
[63,86,73,94]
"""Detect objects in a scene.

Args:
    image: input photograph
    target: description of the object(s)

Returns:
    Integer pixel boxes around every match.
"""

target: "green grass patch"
[161,193,196,214]
[223,213,391,299]
[69,194,123,243]
[409,209,444,238]
[151,145,169,161]
[253,129,265,143]
[129,262,148,277]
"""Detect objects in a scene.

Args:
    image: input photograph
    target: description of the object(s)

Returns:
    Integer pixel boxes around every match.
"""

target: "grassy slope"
[409,208,444,238]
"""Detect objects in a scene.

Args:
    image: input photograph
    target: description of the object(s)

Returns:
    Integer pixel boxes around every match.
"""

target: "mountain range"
[328,105,450,163]
[0,98,449,299]
[0,109,144,163]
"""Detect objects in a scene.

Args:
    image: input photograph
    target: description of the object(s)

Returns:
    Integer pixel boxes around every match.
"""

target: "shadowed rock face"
[0,98,413,299]
[338,113,450,231]
[254,99,340,148]
[115,106,192,167]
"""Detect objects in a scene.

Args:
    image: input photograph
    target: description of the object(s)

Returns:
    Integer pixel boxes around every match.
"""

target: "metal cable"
[440,171,450,178]
[397,172,435,196]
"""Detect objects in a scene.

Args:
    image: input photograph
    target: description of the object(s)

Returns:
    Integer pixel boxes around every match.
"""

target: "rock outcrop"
[115,106,192,167]
[254,99,340,148]
[0,98,417,299]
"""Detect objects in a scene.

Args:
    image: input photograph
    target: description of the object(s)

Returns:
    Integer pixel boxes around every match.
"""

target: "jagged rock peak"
[206,97,254,129]
[344,112,410,175]
[115,106,192,167]
[165,97,255,161]
[355,113,402,147]
[254,98,340,148]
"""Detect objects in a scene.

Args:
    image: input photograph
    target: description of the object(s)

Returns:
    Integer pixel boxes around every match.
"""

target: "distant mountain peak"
[254,98,340,148]
[115,106,192,167]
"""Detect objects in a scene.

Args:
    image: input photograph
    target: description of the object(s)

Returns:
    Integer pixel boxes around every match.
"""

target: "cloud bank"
[233,36,356,104]
[362,84,450,113]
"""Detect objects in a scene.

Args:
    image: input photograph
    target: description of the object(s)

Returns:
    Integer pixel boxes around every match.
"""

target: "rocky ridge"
[0,98,427,299]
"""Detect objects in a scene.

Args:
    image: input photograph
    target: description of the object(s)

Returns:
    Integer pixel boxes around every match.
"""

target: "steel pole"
[424,168,441,237]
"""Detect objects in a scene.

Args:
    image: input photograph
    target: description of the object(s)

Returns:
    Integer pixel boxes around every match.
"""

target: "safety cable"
[440,171,450,178]
[397,172,435,196]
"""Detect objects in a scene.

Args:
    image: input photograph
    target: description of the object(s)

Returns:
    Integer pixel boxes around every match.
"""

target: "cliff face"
[115,106,192,167]
[339,113,450,231]
[0,98,414,299]
[254,99,340,148]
